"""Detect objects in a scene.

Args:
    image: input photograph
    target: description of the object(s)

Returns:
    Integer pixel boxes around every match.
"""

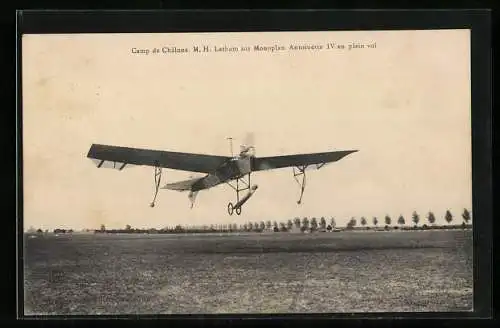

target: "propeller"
[239,132,256,157]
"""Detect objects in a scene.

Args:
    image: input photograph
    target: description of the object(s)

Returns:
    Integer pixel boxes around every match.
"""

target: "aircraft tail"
[162,177,202,191]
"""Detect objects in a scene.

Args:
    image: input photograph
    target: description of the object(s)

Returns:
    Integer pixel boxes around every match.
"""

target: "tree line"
[26,208,472,235]
[92,208,472,234]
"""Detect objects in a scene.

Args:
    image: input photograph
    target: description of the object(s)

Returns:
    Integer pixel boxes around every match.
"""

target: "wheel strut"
[225,173,252,215]
[150,166,162,207]
[293,166,307,204]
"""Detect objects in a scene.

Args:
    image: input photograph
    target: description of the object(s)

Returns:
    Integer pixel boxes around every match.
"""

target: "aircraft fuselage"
[191,156,252,192]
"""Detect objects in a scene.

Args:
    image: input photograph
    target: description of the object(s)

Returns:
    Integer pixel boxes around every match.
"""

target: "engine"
[239,145,255,158]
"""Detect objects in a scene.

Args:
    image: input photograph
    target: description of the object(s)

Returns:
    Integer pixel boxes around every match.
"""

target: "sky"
[22,29,472,231]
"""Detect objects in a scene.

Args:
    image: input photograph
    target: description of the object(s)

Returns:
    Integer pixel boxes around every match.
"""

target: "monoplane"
[86,135,357,215]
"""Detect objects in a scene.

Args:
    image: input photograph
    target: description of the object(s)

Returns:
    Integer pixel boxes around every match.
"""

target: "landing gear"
[226,173,252,216]
[227,202,242,216]
[150,166,162,207]
[293,165,307,204]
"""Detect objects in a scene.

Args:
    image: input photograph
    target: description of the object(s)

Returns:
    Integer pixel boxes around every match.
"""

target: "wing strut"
[293,165,307,204]
[150,166,163,207]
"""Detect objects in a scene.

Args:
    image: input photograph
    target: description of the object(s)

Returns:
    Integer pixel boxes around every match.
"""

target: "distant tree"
[445,210,453,224]
[360,217,367,227]
[320,217,327,229]
[287,219,294,230]
[427,212,436,225]
[266,220,272,230]
[412,211,420,227]
[294,217,301,229]
[384,215,391,226]
[125,224,132,231]
[254,222,260,231]
[259,221,266,231]
[100,224,106,232]
[243,223,248,231]
[36,228,43,233]
[247,222,253,231]
[347,217,356,229]
[397,215,405,226]
[273,221,279,230]
[372,217,378,227]
[462,208,471,224]
[310,217,318,231]
[302,217,310,230]
[330,217,336,228]
[279,222,287,231]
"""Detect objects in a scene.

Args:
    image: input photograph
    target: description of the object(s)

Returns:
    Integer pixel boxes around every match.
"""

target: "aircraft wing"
[252,150,358,171]
[87,144,231,174]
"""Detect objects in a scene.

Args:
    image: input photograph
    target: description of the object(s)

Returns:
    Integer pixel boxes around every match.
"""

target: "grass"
[23,230,473,315]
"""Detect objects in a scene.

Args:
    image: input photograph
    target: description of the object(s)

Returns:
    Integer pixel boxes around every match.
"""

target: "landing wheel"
[235,207,242,215]
[227,202,234,215]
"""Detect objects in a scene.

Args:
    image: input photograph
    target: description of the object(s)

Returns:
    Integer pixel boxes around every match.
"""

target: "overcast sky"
[22,30,472,230]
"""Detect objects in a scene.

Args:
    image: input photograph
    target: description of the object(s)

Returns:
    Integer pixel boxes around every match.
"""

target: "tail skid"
[188,191,199,209]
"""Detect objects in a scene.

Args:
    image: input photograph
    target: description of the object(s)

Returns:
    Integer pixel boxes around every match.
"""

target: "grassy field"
[23,230,473,315]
